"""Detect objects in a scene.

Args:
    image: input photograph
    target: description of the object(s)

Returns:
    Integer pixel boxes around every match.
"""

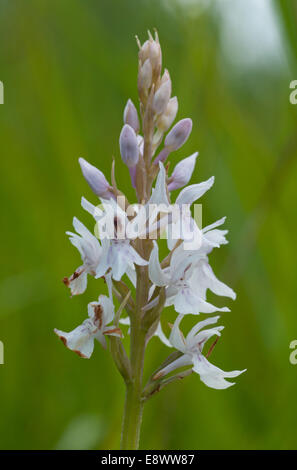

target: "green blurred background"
[0,0,297,449]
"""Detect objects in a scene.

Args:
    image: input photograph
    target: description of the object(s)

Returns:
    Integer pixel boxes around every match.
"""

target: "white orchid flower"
[54,295,122,358]
[81,196,147,282]
[167,176,215,251]
[155,315,246,389]
[149,241,234,314]
[64,217,102,295]
[126,162,170,240]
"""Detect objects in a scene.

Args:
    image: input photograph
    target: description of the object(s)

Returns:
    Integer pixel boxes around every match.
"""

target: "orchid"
[55,31,245,450]
[154,315,246,389]
[63,217,102,295]
[54,295,122,358]
[149,240,235,314]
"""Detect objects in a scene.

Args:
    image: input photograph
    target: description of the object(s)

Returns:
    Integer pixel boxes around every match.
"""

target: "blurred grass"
[0,0,297,449]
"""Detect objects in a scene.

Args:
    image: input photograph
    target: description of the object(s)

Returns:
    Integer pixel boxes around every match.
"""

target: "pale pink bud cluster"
[79,157,112,199]
[138,35,162,82]
[119,124,139,168]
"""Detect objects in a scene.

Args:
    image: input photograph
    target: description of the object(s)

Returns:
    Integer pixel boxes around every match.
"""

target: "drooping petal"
[67,270,88,296]
[171,287,229,315]
[112,250,130,281]
[190,260,236,300]
[149,162,169,206]
[169,314,187,352]
[54,321,95,359]
[148,241,168,286]
[154,322,172,348]
[99,295,115,325]
[192,354,246,390]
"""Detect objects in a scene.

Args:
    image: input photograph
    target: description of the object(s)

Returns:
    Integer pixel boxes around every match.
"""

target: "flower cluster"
[55,30,245,412]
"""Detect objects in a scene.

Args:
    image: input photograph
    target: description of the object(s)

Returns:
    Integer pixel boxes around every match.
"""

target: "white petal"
[203,217,226,233]
[176,176,214,206]
[155,354,192,378]
[192,354,246,390]
[94,330,107,349]
[81,197,103,219]
[149,162,169,206]
[99,295,115,325]
[68,270,88,296]
[172,287,229,314]
[112,252,129,281]
[54,322,95,359]
[169,314,186,352]
[186,315,220,345]
[148,241,168,286]
[154,322,172,348]
[201,260,236,300]
[128,245,148,266]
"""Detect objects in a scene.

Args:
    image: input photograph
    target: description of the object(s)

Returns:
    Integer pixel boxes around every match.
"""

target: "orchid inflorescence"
[55,31,246,449]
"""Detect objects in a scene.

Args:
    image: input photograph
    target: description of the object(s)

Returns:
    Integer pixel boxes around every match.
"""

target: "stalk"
[121,264,148,450]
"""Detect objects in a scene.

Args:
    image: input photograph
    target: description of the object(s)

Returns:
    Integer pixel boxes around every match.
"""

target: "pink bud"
[138,58,152,94]
[119,124,139,167]
[79,158,111,198]
[168,152,198,191]
[139,36,162,78]
[123,99,140,133]
[164,118,192,151]
[153,70,171,115]
[156,96,178,132]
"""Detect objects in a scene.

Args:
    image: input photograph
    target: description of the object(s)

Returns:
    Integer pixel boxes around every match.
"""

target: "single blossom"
[150,164,214,250]
[81,196,148,281]
[54,295,122,358]
[155,315,246,389]
[148,241,235,314]
[63,217,102,295]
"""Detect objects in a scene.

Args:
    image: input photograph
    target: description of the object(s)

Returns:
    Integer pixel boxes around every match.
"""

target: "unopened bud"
[138,34,162,80]
[164,118,192,151]
[153,70,171,115]
[79,158,111,198]
[123,99,140,134]
[138,58,152,96]
[119,124,139,167]
[156,96,178,132]
[168,152,198,191]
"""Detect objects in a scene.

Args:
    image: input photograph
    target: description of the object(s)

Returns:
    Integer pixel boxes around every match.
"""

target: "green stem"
[121,264,148,450]
[120,327,146,449]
